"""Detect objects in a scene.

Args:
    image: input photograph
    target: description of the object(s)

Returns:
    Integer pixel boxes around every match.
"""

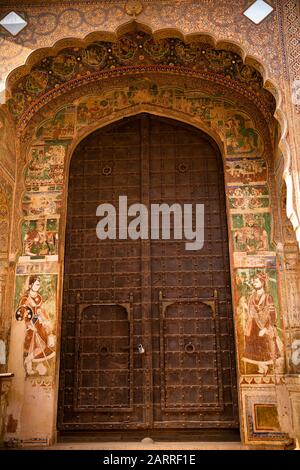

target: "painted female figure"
[243,272,283,374]
[16,275,55,376]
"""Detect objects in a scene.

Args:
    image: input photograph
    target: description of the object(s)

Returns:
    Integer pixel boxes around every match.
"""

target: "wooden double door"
[58,114,239,434]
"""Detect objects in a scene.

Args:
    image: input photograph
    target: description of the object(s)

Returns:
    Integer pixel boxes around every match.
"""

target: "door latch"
[137,344,145,354]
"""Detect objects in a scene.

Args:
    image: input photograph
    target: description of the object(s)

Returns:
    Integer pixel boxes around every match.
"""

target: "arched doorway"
[57,114,239,437]
[3,22,299,446]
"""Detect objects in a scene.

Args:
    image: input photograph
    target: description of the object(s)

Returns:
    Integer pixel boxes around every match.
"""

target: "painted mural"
[0,0,297,446]
[25,144,65,190]
[236,268,284,375]
[51,55,77,80]
[36,106,75,140]
[15,274,57,377]
[225,113,263,157]
[7,31,276,125]
[22,77,279,374]
[0,179,12,258]
[0,201,9,258]
[0,184,10,257]
[290,336,300,373]
[244,392,288,441]
[225,159,268,184]
[22,191,62,217]
[26,70,48,95]
[73,83,266,155]
[9,64,289,445]
[81,44,107,67]
[19,77,279,385]
[40,80,265,165]
[228,185,270,211]
[21,218,59,259]
[0,110,16,179]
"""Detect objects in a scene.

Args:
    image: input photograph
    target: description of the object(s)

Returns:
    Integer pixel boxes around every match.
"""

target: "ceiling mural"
[7,31,276,127]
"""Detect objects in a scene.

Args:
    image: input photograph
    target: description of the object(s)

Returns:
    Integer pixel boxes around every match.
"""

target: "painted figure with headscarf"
[243,272,283,374]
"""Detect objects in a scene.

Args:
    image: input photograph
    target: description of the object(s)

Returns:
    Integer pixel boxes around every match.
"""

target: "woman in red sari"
[16,275,55,376]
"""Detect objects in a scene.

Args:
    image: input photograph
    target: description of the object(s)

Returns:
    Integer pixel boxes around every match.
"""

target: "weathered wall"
[0,0,299,448]
[0,0,298,238]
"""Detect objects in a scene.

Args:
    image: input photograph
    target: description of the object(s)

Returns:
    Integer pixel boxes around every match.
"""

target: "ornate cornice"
[0,0,125,6]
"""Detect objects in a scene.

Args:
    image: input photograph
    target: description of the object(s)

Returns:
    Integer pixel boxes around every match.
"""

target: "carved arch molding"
[4,27,300,445]
[8,28,281,254]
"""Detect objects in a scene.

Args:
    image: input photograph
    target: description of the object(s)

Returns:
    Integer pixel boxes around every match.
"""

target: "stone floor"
[22,441,250,450]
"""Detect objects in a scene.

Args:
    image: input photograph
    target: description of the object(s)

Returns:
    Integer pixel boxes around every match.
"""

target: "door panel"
[58,114,239,433]
[74,303,132,412]
[58,119,147,430]
[160,298,223,412]
[148,118,238,428]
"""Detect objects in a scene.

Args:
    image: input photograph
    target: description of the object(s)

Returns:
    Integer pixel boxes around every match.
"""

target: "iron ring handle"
[184,342,195,354]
